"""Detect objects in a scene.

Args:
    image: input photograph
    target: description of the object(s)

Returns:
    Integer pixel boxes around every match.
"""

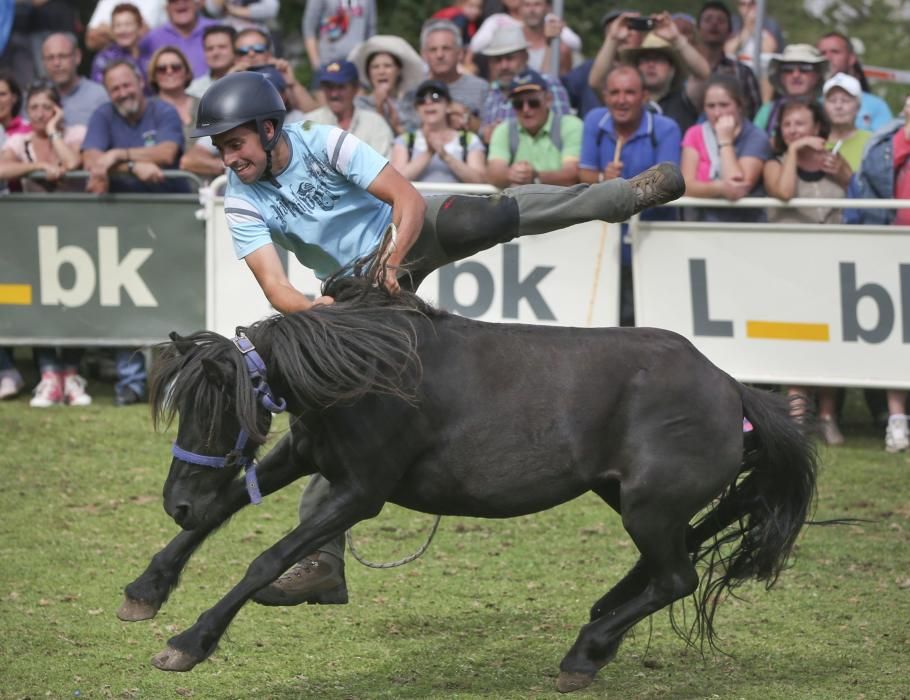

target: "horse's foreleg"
[557,516,698,693]
[119,434,303,622]
[151,483,383,672]
[119,527,211,621]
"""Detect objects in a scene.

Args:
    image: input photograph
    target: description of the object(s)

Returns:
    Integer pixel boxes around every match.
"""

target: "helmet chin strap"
[263,148,281,188]
[259,125,283,188]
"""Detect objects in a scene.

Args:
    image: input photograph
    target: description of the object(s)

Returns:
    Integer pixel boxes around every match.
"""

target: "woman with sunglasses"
[0,81,83,192]
[90,3,146,87]
[390,79,486,184]
[148,46,198,146]
[754,44,829,135]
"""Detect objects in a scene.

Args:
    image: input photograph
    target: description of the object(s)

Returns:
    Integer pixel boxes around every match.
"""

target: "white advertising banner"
[633,221,910,389]
[207,199,622,336]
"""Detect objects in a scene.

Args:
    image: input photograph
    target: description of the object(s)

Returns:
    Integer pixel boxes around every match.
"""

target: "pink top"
[3,115,31,136]
[894,129,910,226]
[2,126,86,163]
[681,125,712,182]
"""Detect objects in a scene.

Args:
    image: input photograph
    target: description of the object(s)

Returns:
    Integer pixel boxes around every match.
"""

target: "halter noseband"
[171,333,287,505]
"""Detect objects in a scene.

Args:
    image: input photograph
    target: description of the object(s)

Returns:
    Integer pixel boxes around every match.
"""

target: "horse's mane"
[149,330,265,442]
[243,275,444,412]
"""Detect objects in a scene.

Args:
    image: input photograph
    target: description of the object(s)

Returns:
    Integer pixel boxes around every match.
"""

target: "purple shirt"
[139,17,217,79]
[90,45,146,87]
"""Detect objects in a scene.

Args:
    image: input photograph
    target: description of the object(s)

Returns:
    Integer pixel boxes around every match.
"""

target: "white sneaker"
[885,414,909,453]
[63,372,92,406]
[30,371,63,407]
[0,369,24,400]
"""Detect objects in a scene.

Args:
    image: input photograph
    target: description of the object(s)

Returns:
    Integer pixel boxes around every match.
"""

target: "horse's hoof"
[556,671,595,693]
[151,646,201,672]
[117,597,159,621]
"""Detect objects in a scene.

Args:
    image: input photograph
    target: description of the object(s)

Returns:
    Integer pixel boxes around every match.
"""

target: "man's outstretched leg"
[406,162,685,276]
[252,475,348,606]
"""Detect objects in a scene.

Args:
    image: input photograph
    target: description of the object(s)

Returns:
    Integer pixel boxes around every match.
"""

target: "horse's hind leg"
[119,433,302,621]
[557,509,698,693]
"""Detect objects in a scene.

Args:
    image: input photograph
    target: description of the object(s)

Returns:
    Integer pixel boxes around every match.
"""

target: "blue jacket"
[844,118,905,225]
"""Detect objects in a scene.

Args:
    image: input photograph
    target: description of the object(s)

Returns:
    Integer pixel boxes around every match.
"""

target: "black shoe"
[252,552,348,606]
[627,162,686,211]
[114,387,144,406]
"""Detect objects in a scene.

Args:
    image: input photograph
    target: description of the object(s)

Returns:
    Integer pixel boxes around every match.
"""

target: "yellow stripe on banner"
[746,321,830,342]
[0,284,32,305]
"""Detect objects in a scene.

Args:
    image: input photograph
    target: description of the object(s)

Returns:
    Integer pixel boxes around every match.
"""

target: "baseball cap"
[414,79,451,103]
[508,68,547,97]
[823,72,862,99]
[318,60,359,85]
[247,64,287,93]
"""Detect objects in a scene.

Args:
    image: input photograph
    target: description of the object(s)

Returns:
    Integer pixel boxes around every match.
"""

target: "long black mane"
[243,277,443,412]
[150,276,445,444]
[150,330,263,441]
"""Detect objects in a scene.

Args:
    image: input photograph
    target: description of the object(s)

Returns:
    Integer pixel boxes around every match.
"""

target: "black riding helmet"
[193,72,286,183]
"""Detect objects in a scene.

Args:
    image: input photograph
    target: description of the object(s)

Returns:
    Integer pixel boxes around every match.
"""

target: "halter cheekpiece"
[171,332,286,505]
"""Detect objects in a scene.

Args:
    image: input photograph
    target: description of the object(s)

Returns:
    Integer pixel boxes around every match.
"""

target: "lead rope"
[345,514,442,569]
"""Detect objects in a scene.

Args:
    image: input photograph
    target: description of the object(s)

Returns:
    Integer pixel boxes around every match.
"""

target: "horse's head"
[151,332,278,530]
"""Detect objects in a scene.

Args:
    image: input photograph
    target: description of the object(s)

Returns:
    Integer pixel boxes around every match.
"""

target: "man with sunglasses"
[231,27,317,113]
[754,44,829,135]
[192,70,685,606]
[487,69,582,188]
[139,0,216,78]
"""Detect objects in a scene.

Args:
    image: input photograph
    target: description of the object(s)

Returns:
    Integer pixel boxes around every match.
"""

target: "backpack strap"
[459,129,468,162]
[509,112,562,164]
[550,112,562,153]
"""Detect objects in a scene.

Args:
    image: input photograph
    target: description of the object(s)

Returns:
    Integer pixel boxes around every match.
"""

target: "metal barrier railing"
[24,169,205,192]
[203,174,910,212]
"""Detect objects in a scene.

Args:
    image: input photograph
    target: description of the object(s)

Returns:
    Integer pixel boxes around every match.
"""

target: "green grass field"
[1,390,908,700]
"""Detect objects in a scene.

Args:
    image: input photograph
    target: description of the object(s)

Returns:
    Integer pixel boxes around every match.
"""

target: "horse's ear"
[201,358,231,386]
[170,332,196,357]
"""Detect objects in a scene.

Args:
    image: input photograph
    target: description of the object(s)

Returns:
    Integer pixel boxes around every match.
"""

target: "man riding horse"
[192,71,686,607]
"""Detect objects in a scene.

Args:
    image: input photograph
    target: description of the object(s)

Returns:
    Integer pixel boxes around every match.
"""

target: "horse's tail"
[684,384,818,646]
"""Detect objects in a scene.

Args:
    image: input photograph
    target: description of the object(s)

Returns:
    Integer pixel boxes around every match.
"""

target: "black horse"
[123,278,816,693]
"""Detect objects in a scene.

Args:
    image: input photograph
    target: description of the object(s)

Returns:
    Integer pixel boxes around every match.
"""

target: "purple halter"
[171,333,287,505]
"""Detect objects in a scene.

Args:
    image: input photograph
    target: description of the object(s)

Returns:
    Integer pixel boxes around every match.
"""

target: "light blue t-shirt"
[857,91,893,132]
[224,121,393,279]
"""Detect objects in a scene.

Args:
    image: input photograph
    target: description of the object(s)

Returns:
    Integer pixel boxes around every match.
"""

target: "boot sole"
[252,581,349,607]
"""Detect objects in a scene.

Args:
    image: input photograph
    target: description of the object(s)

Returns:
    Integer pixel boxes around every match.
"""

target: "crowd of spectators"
[0,1,908,453]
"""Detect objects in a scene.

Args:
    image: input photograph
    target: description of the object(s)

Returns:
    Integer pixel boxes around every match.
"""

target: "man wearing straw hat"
[478,23,571,143]
[754,44,829,135]
[618,29,704,134]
